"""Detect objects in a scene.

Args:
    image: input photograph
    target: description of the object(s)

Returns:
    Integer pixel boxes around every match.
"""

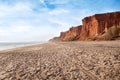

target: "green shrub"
[105,26,120,40]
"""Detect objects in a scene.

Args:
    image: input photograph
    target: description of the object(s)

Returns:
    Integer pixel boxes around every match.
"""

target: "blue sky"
[0,0,120,42]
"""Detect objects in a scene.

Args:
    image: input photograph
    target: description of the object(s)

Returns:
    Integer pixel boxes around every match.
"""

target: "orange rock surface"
[60,25,82,41]
[59,11,120,41]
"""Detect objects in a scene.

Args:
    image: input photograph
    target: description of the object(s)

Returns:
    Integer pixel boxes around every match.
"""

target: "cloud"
[39,0,48,8]
[49,19,68,27]
[0,0,119,42]
[39,0,45,3]
[0,2,32,17]
[49,8,69,15]
[49,0,69,4]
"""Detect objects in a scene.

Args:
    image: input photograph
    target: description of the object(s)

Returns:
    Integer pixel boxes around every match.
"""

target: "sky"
[0,0,120,42]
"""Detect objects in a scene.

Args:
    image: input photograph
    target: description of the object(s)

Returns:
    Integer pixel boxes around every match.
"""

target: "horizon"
[0,0,120,42]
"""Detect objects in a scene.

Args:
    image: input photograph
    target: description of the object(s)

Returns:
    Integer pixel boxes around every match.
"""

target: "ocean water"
[0,41,46,51]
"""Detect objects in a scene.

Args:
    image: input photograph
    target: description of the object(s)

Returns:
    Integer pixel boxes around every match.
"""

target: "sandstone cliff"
[58,11,120,41]
[60,25,82,41]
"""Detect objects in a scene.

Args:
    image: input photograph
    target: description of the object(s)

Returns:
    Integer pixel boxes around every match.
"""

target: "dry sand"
[0,41,120,80]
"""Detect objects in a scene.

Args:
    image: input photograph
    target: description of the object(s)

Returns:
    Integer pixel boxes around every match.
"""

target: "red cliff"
[60,25,82,41]
[59,11,120,41]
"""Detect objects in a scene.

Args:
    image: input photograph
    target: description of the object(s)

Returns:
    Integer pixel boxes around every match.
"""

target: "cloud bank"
[0,0,120,42]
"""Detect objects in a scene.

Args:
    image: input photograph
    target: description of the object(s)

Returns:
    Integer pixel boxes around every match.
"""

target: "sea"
[0,41,46,51]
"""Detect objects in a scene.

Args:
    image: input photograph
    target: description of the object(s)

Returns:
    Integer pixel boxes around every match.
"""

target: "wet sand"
[0,41,120,80]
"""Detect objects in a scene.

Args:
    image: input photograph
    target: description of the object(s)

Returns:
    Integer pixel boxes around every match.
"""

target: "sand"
[0,41,120,80]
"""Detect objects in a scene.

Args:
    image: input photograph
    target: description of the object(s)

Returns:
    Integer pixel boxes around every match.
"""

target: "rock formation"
[60,25,82,41]
[58,11,120,41]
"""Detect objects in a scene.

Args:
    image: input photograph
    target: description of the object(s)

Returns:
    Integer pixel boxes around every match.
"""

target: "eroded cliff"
[60,25,82,41]
[59,11,120,41]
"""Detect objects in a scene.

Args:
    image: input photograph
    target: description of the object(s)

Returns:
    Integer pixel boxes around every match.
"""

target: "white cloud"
[0,0,118,42]
[39,0,45,4]
[39,0,47,8]
[13,2,32,10]
[48,19,68,27]
[12,26,32,32]
[0,2,32,17]
[0,25,32,36]
[49,0,69,4]
[0,25,56,42]
[49,8,69,15]
[0,29,8,36]
[0,2,94,42]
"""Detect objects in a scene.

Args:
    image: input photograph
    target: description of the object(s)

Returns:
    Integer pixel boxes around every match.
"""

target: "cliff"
[59,11,120,41]
[60,25,82,41]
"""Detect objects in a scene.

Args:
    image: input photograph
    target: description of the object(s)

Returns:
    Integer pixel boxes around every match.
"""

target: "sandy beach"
[0,41,120,80]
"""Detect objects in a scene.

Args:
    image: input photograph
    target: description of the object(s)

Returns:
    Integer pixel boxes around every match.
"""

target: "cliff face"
[60,25,82,41]
[59,11,120,41]
[80,12,120,40]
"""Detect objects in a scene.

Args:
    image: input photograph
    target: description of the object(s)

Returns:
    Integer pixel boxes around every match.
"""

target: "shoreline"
[0,40,120,52]
[0,41,47,52]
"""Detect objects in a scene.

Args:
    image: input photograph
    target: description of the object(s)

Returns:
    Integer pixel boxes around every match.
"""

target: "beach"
[0,42,45,51]
[0,41,120,80]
